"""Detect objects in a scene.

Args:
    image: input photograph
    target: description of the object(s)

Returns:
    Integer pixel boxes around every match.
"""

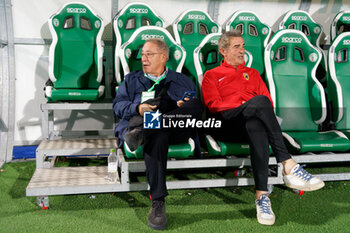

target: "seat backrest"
[193,33,222,90]
[120,26,185,75]
[224,10,271,75]
[327,32,350,130]
[279,10,328,85]
[193,33,252,90]
[279,10,322,49]
[113,2,164,84]
[330,11,350,42]
[264,29,326,132]
[173,10,221,88]
[48,2,104,89]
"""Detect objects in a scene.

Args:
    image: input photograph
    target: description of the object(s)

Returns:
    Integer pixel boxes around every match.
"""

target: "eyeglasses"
[141,52,162,58]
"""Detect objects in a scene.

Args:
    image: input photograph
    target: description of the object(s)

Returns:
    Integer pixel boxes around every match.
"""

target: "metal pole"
[207,0,221,23]
[0,0,15,164]
[111,0,119,19]
[299,0,311,12]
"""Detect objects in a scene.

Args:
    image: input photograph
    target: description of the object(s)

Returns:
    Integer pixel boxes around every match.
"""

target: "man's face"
[220,37,245,67]
[141,42,167,76]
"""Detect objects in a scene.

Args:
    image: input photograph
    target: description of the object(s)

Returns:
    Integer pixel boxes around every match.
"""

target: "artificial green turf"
[1,161,350,233]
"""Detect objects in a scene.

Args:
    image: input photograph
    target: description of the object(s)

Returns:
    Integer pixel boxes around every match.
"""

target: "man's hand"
[138,103,157,116]
[177,97,190,107]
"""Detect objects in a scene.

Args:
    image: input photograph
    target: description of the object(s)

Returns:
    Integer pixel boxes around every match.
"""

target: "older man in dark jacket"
[113,38,202,230]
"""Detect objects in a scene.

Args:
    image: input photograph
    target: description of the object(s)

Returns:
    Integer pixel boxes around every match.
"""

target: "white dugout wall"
[1,0,350,164]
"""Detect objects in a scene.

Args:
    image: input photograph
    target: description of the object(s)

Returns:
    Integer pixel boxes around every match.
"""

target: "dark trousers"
[216,95,291,191]
[143,98,203,200]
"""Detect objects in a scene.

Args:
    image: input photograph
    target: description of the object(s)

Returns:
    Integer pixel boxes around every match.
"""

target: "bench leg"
[37,196,49,210]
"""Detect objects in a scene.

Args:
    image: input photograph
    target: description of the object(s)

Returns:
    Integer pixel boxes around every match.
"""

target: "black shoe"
[124,128,143,151]
[148,200,167,230]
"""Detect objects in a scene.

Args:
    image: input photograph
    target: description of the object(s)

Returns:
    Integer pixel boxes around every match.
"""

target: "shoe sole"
[284,180,325,191]
[257,216,275,225]
[148,221,167,230]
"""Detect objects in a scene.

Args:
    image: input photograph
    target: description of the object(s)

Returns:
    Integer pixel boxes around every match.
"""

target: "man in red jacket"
[202,30,324,226]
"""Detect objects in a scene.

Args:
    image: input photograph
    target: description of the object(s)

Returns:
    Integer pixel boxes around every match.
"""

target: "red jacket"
[202,61,273,113]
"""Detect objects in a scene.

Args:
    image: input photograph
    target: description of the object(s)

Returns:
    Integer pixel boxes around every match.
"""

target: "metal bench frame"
[26,102,350,208]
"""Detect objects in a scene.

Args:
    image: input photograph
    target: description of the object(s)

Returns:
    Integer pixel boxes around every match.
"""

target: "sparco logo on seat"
[141,34,165,40]
[343,39,350,45]
[188,14,205,20]
[239,16,255,21]
[129,8,148,13]
[67,8,86,13]
[210,40,218,45]
[291,16,307,21]
[282,37,302,43]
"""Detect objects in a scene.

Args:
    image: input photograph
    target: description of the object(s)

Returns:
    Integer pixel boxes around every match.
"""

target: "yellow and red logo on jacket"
[243,73,249,80]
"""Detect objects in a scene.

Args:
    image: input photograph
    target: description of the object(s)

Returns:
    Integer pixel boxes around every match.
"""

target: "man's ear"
[219,47,226,58]
[161,53,168,63]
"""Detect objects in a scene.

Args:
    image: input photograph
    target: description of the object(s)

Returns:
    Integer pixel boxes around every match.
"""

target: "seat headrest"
[120,26,186,75]
[114,2,165,48]
[279,10,322,49]
[224,10,271,47]
[173,9,221,46]
[331,11,350,42]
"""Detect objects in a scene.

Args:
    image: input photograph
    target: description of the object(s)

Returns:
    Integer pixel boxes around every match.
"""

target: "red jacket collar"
[221,60,246,70]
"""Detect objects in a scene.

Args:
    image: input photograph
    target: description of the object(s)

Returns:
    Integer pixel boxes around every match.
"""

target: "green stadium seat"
[193,33,261,156]
[113,2,164,85]
[124,138,195,159]
[279,10,327,85]
[204,135,254,156]
[173,10,221,92]
[120,26,185,75]
[264,29,350,153]
[327,31,350,139]
[330,11,350,42]
[118,26,195,159]
[46,3,104,102]
[193,33,222,92]
[224,10,271,77]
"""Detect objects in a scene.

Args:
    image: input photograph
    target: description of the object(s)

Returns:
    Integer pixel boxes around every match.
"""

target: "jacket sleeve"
[167,72,197,101]
[113,76,140,120]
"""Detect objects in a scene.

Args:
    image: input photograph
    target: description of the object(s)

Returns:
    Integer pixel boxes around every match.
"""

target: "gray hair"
[218,30,243,50]
[145,38,169,60]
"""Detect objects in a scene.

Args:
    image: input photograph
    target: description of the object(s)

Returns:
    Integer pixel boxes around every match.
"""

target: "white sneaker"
[283,164,325,191]
[255,194,275,225]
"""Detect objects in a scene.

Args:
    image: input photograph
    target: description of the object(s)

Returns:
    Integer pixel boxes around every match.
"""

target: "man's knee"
[243,95,273,119]
[250,95,272,108]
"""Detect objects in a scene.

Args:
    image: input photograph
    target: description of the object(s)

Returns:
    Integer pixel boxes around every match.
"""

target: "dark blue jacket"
[113,69,196,146]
